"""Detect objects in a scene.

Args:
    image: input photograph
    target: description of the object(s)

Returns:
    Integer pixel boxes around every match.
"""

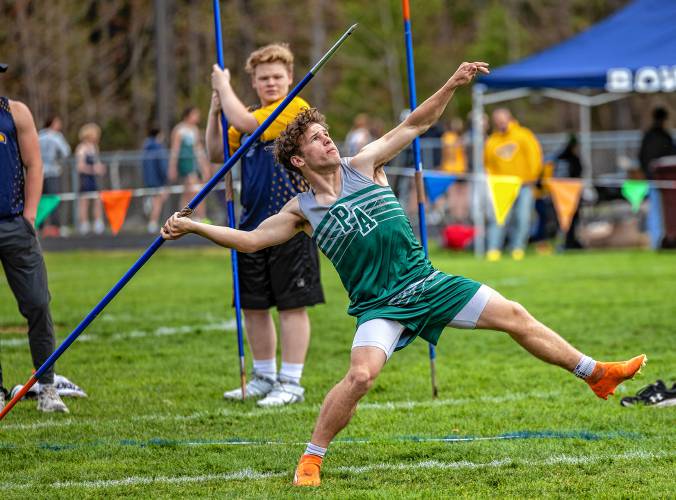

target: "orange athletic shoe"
[586,354,647,399]
[293,454,322,487]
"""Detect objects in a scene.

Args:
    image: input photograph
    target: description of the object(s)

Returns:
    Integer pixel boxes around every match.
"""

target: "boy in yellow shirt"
[206,43,324,407]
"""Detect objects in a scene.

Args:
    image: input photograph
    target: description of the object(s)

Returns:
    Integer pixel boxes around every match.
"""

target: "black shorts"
[236,232,324,310]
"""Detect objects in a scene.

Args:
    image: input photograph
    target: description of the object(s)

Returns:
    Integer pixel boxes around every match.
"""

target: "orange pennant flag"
[547,179,583,232]
[100,190,132,236]
[487,175,522,226]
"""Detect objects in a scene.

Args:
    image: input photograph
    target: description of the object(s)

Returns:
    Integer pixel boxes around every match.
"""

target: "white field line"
[0,450,671,491]
[0,320,236,347]
[1,390,560,431]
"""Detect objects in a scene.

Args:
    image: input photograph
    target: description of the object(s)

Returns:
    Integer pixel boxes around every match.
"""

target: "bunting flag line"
[487,175,522,226]
[100,190,132,235]
[35,195,60,228]
[547,178,584,233]
[424,173,456,203]
[621,179,649,213]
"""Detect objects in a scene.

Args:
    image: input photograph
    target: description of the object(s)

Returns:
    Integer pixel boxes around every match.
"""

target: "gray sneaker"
[257,377,305,407]
[37,384,69,413]
[0,390,5,411]
[223,372,275,401]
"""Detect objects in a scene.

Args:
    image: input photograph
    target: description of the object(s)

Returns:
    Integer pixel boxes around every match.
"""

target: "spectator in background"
[554,135,584,250]
[344,113,372,156]
[640,107,675,249]
[75,123,106,235]
[168,106,210,220]
[368,116,385,141]
[38,116,70,236]
[142,127,169,234]
[440,118,469,222]
[484,108,543,261]
[639,107,675,179]
[420,120,443,170]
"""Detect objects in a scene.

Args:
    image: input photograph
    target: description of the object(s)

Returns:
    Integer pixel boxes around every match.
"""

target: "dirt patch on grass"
[0,325,26,335]
[0,323,67,335]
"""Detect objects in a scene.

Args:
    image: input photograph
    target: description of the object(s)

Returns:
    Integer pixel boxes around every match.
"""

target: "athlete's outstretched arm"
[350,62,489,175]
[161,197,308,253]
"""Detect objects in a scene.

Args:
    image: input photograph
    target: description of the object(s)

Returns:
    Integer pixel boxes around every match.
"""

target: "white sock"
[280,362,304,385]
[305,442,326,458]
[252,358,276,380]
[573,355,597,379]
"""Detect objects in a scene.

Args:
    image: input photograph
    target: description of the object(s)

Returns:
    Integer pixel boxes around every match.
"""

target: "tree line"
[4,0,658,151]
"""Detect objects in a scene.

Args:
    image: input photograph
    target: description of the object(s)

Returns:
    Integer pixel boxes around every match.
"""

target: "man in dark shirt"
[639,107,675,179]
[0,64,68,413]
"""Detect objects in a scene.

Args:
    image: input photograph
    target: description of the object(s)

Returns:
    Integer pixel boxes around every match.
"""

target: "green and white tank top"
[297,158,436,318]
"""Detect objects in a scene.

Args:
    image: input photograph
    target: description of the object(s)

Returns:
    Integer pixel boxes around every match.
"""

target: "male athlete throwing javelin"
[162,61,646,487]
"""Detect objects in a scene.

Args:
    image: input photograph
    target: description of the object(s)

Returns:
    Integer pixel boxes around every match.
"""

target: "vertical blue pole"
[213,0,247,399]
[402,0,438,398]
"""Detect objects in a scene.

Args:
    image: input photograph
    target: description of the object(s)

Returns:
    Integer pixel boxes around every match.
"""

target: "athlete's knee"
[503,300,538,335]
[509,300,530,321]
[346,365,376,395]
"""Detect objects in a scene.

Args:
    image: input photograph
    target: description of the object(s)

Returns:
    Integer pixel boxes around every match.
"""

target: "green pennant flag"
[35,195,61,228]
[621,180,649,213]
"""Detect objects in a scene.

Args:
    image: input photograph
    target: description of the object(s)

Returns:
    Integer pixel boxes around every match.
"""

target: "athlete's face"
[293,122,341,172]
[251,62,292,106]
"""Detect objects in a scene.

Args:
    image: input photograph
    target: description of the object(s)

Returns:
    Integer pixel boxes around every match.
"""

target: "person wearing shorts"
[164,61,646,487]
[206,43,324,407]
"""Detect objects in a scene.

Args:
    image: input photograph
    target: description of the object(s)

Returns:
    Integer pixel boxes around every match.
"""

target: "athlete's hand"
[211,64,231,91]
[449,62,489,87]
[161,212,194,240]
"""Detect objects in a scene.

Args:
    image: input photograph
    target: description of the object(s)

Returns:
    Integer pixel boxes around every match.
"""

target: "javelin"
[212,0,246,399]
[401,0,438,398]
[0,22,359,422]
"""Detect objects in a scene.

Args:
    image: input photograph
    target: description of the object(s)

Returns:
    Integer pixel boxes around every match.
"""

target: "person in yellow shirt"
[484,108,543,261]
[206,43,324,407]
[440,118,469,222]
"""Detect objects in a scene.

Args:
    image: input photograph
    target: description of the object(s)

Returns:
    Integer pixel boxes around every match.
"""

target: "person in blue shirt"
[142,127,169,234]
[38,115,70,235]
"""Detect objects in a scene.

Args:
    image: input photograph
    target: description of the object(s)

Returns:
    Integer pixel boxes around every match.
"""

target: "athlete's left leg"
[294,318,403,486]
[474,288,646,398]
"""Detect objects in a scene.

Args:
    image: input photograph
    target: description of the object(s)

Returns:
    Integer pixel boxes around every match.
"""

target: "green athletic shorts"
[355,271,483,351]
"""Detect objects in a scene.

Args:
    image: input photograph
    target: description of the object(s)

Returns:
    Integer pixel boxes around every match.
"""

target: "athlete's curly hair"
[273,107,328,174]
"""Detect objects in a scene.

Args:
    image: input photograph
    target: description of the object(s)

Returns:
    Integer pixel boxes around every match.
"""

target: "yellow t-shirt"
[228,96,310,155]
[440,131,467,174]
[484,121,543,183]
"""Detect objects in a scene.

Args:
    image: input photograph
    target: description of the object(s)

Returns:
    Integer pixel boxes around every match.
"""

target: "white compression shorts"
[352,284,494,360]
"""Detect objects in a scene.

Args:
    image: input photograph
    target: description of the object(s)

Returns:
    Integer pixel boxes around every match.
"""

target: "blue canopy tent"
[469,0,676,255]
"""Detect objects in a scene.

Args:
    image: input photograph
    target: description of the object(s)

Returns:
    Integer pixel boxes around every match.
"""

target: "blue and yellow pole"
[402,0,438,398]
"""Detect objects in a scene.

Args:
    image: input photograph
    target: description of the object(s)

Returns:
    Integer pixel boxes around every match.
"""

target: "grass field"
[0,246,674,498]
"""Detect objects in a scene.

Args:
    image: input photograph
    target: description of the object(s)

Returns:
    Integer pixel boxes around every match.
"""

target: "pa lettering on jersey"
[606,66,676,93]
[329,204,378,236]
